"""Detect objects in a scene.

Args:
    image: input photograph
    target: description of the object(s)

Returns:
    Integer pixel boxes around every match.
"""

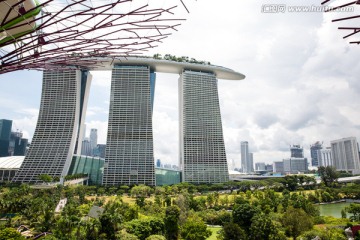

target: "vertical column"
[179,70,229,184]
[13,69,91,183]
[103,65,155,186]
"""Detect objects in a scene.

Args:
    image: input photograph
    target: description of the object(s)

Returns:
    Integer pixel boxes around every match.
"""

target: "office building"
[331,137,360,174]
[310,141,322,166]
[318,147,332,167]
[0,120,28,157]
[283,158,308,173]
[81,139,92,156]
[290,145,304,158]
[156,159,161,168]
[265,164,273,172]
[102,65,155,186]
[179,70,228,184]
[90,128,98,153]
[241,141,254,173]
[249,152,254,172]
[273,161,284,174]
[95,144,106,159]
[0,119,12,157]
[255,162,266,171]
[9,131,28,156]
[13,70,92,183]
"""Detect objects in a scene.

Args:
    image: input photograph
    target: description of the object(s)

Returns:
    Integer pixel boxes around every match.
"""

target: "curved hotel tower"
[13,70,91,183]
[13,57,244,185]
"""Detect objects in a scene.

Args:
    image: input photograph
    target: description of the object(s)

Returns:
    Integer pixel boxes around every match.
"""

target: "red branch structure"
[0,0,190,73]
[321,0,360,44]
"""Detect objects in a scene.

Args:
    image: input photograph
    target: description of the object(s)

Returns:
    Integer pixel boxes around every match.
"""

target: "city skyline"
[1,0,360,166]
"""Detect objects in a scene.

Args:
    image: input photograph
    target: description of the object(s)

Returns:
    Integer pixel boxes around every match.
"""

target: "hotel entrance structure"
[12,57,245,185]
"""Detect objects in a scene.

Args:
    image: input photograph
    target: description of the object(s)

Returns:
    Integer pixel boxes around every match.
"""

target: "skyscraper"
[179,70,228,183]
[290,145,303,158]
[90,128,98,154]
[331,137,360,174]
[0,119,12,157]
[81,139,92,156]
[310,141,322,166]
[249,152,254,172]
[13,70,92,183]
[102,65,155,186]
[241,141,252,173]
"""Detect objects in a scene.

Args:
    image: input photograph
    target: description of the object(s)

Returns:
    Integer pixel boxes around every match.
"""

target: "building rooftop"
[90,56,246,80]
[0,156,25,169]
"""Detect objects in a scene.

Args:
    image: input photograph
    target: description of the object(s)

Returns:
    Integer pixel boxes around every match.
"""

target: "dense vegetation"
[1,171,360,240]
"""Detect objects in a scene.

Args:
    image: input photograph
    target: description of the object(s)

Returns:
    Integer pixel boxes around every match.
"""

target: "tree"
[218,222,247,240]
[130,185,153,198]
[125,218,164,240]
[283,175,298,191]
[232,203,259,231]
[38,174,53,183]
[249,213,286,240]
[146,235,166,240]
[164,206,180,240]
[318,166,339,187]
[0,228,25,240]
[281,207,313,240]
[180,217,211,240]
[346,203,360,221]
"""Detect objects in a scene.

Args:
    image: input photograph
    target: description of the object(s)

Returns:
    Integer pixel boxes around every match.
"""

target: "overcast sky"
[1,0,360,168]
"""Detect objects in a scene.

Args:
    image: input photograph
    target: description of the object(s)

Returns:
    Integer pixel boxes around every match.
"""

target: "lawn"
[207,226,222,240]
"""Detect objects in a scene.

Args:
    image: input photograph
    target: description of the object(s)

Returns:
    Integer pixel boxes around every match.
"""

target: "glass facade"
[155,168,181,186]
[0,119,12,157]
[68,156,104,185]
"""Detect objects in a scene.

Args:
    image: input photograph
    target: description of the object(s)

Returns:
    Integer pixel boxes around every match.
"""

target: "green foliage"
[300,227,347,240]
[346,203,360,221]
[145,235,166,240]
[164,206,180,240]
[125,218,164,240]
[249,213,286,240]
[318,166,339,187]
[180,216,211,240]
[130,185,153,198]
[281,206,313,240]
[38,174,53,183]
[197,209,231,226]
[0,228,25,240]
[232,203,259,231]
[217,223,247,240]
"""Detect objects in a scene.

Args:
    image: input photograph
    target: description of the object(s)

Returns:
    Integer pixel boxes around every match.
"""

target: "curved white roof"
[0,156,25,169]
[90,57,245,80]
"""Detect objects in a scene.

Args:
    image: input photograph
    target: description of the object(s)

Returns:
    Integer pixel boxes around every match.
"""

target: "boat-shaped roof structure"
[92,56,245,80]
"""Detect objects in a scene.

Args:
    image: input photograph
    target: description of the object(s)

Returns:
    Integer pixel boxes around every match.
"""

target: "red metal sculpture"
[0,0,190,73]
[321,0,360,44]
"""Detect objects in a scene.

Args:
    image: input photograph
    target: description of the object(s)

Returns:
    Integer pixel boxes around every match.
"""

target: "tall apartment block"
[13,70,92,183]
[179,70,228,183]
[102,65,155,186]
[331,137,360,174]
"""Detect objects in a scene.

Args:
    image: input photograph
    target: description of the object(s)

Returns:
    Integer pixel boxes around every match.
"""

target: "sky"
[1,0,360,169]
